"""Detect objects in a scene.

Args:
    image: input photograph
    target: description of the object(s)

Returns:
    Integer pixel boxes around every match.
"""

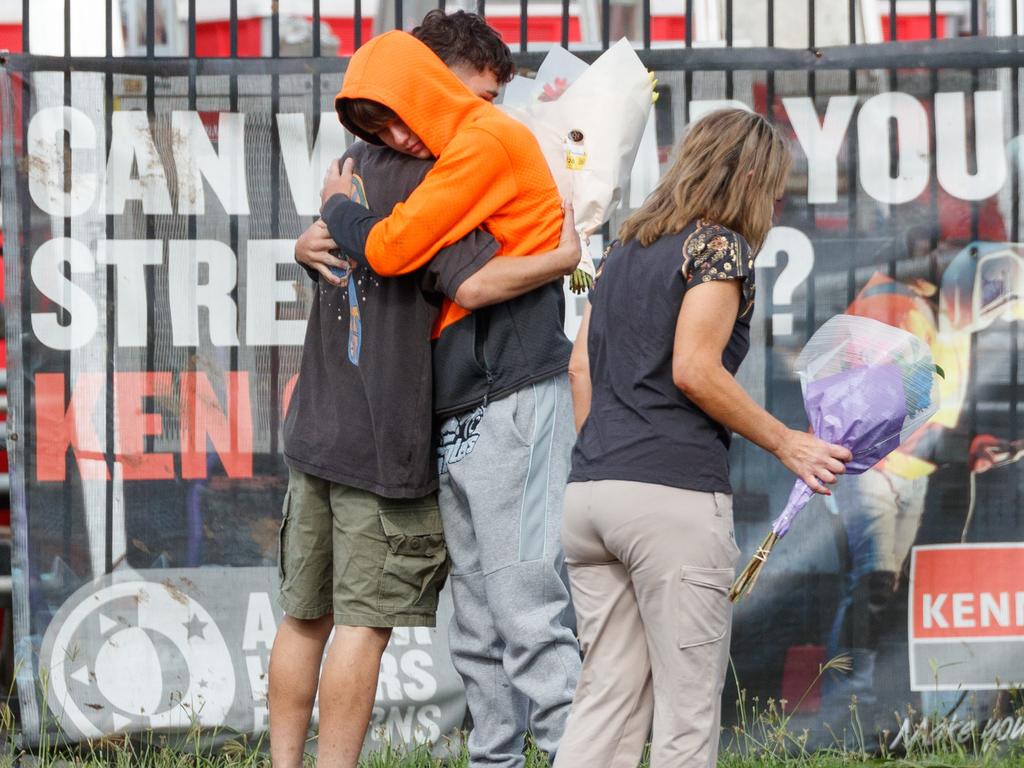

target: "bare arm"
[568,302,593,431]
[454,204,582,310]
[673,280,851,494]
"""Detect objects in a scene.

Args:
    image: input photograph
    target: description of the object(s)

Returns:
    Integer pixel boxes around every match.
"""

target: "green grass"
[3,654,1021,766]
[1,738,1022,768]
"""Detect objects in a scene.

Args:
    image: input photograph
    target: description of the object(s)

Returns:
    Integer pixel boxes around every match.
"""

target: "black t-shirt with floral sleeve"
[569,220,755,493]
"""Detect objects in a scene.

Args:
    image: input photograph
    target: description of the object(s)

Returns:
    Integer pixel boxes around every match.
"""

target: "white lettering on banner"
[29,238,310,350]
[21,93,1012,223]
[167,240,241,347]
[96,240,163,347]
[30,238,99,350]
[28,106,99,217]
[755,227,815,337]
[171,111,250,215]
[923,592,948,628]
[277,113,350,216]
[390,627,433,646]
[368,705,442,747]
[783,95,858,204]
[857,92,931,204]
[242,592,278,651]
[922,591,1024,629]
[245,654,268,703]
[952,592,975,627]
[400,650,437,702]
[100,111,173,215]
[936,91,1007,200]
[245,241,308,346]
[980,592,1010,627]
[892,714,1024,750]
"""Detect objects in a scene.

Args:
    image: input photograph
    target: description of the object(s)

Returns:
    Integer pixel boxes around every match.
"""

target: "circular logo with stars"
[44,579,236,738]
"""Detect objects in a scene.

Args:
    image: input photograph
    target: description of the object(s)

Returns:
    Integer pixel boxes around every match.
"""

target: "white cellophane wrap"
[501,39,655,280]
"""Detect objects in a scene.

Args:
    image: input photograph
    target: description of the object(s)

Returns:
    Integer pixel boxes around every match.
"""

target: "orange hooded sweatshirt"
[326,31,563,336]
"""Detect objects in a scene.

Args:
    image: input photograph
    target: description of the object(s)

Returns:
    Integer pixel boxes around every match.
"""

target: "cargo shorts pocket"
[377,505,448,616]
[677,565,734,648]
[277,491,291,584]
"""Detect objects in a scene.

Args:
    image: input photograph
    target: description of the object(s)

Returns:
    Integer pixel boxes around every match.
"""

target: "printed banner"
[2,56,1023,751]
[37,568,464,745]
[908,544,1024,691]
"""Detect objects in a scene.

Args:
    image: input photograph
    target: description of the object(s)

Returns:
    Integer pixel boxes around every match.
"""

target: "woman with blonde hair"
[555,109,852,768]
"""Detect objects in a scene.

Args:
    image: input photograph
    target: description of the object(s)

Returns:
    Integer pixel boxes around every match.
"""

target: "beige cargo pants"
[553,479,740,768]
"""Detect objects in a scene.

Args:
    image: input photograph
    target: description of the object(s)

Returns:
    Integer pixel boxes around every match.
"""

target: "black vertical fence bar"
[642,0,651,48]
[355,0,363,48]
[20,0,32,606]
[725,0,732,98]
[313,0,321,57]
[313,0,322,150]
[886,0,898,278]
[229,1,240,464]
[561,0,570,48]
[765,0,774,410]
[845,0,857,305]
[601,0,610,50]
[270,0,281,457]
[187,0,198,556]
[966,0,981,535]
[684,0,692,122]
[189,0,197,58]
[519,0,528,54]
[395,0,403,31]
[805,0,815,336]
[62,0,73,560]
[477,0,486,19]
[103,0,114,575]
[230,0,239,57]
[1012,9,1022,518]
[928,0,939,285]
[145,0,157,468]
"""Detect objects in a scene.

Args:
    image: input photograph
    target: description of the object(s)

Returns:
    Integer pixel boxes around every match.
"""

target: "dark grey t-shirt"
[283,142,498,498]
[569,220,755,493]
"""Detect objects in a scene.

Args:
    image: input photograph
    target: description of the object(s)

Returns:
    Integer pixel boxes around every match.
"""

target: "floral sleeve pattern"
[681,221,755,318]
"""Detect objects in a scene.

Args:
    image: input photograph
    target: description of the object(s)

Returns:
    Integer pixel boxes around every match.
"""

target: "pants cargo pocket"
[377,505,449,616]
[678,565,734,648]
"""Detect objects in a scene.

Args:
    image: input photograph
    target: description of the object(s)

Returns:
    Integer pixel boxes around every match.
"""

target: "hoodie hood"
[336,31,487,157]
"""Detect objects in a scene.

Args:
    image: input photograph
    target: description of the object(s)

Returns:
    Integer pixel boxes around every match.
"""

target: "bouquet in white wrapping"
[501,39,656,292]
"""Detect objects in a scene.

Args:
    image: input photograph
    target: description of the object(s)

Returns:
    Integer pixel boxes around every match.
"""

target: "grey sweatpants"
[437,373,582,768]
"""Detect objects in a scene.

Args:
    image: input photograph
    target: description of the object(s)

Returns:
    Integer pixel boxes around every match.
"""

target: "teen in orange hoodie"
[324,30,563,336]
[321,29,582,768]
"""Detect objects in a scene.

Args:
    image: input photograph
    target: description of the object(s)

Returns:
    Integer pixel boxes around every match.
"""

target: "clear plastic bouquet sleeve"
[500,39,654,289]
[729,314,940,602]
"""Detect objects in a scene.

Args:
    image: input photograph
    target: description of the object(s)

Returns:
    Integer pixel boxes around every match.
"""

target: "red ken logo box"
[909,544,1024,691]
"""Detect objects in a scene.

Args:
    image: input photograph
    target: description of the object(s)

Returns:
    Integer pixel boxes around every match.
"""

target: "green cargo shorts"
[278,467,448,627]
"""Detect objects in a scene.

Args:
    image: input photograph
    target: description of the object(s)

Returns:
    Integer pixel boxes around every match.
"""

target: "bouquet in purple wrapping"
[728,314,940,602]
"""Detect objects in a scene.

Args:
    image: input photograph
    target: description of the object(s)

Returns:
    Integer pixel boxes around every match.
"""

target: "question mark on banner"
[756,227,815,337]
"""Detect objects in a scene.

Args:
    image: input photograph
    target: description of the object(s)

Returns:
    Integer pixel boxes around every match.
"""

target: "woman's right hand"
[773,429,852,495]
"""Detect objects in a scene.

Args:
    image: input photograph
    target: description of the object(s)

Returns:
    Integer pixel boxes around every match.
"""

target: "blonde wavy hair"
[619,108,791,251]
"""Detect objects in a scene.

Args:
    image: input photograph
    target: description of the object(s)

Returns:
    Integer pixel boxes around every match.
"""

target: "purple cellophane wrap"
[772,363,908,537]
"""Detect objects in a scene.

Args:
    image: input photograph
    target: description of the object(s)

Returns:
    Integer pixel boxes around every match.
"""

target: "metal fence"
[2,0,1024,745]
